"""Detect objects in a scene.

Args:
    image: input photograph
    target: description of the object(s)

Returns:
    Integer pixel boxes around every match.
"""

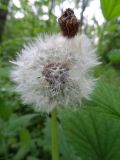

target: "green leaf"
[62,109,120,160]
[0,67,10,78]
[108,49,120,63]
[20,128,31,146]
[27,157,39,160]
[100,0,120,20]
[88,81,120,119]
[0,101,13,120]
[4,114,37,136]
[13,146,30,160]
[61,82,120,160]
[13,128,32,160]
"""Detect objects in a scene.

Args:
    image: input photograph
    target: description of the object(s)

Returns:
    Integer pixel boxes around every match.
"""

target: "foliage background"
[0,0,120,159]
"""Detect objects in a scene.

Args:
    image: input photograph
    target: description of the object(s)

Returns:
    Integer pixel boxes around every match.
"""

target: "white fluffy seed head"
[11,33,99,113]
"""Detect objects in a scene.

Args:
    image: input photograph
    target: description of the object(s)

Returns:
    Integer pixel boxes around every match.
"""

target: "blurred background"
[0,0,120,160]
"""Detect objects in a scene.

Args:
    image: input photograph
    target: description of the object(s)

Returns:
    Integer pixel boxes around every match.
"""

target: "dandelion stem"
[51,108,59,160]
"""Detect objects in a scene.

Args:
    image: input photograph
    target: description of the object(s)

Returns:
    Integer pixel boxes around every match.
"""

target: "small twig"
[80,0,89,27]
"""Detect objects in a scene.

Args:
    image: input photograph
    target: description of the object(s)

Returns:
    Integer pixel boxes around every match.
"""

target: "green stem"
[51,108,59,160]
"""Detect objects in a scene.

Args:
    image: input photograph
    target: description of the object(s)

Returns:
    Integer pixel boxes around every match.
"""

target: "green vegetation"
[0,0,120,159]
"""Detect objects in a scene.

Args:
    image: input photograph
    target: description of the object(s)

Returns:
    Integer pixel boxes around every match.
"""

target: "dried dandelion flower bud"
[58,8,80,38]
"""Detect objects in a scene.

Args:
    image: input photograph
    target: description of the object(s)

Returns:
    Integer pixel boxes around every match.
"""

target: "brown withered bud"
[58,8,80,38]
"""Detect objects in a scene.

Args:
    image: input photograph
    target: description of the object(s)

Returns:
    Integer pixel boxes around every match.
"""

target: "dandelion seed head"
[11,32,99,113]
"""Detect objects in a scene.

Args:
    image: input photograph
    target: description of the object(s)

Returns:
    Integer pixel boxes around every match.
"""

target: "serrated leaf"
[88,81,120,119]
[100,0,120,20]
[62,109,120,160]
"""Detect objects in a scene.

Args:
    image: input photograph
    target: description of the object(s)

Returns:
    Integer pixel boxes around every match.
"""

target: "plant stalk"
[51,108,59,160]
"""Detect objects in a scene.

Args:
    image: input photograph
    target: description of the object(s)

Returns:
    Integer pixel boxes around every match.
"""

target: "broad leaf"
[62,109,120,160]
[61,82,120,160]
[100,0,120,20]
[88,82,120,119]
